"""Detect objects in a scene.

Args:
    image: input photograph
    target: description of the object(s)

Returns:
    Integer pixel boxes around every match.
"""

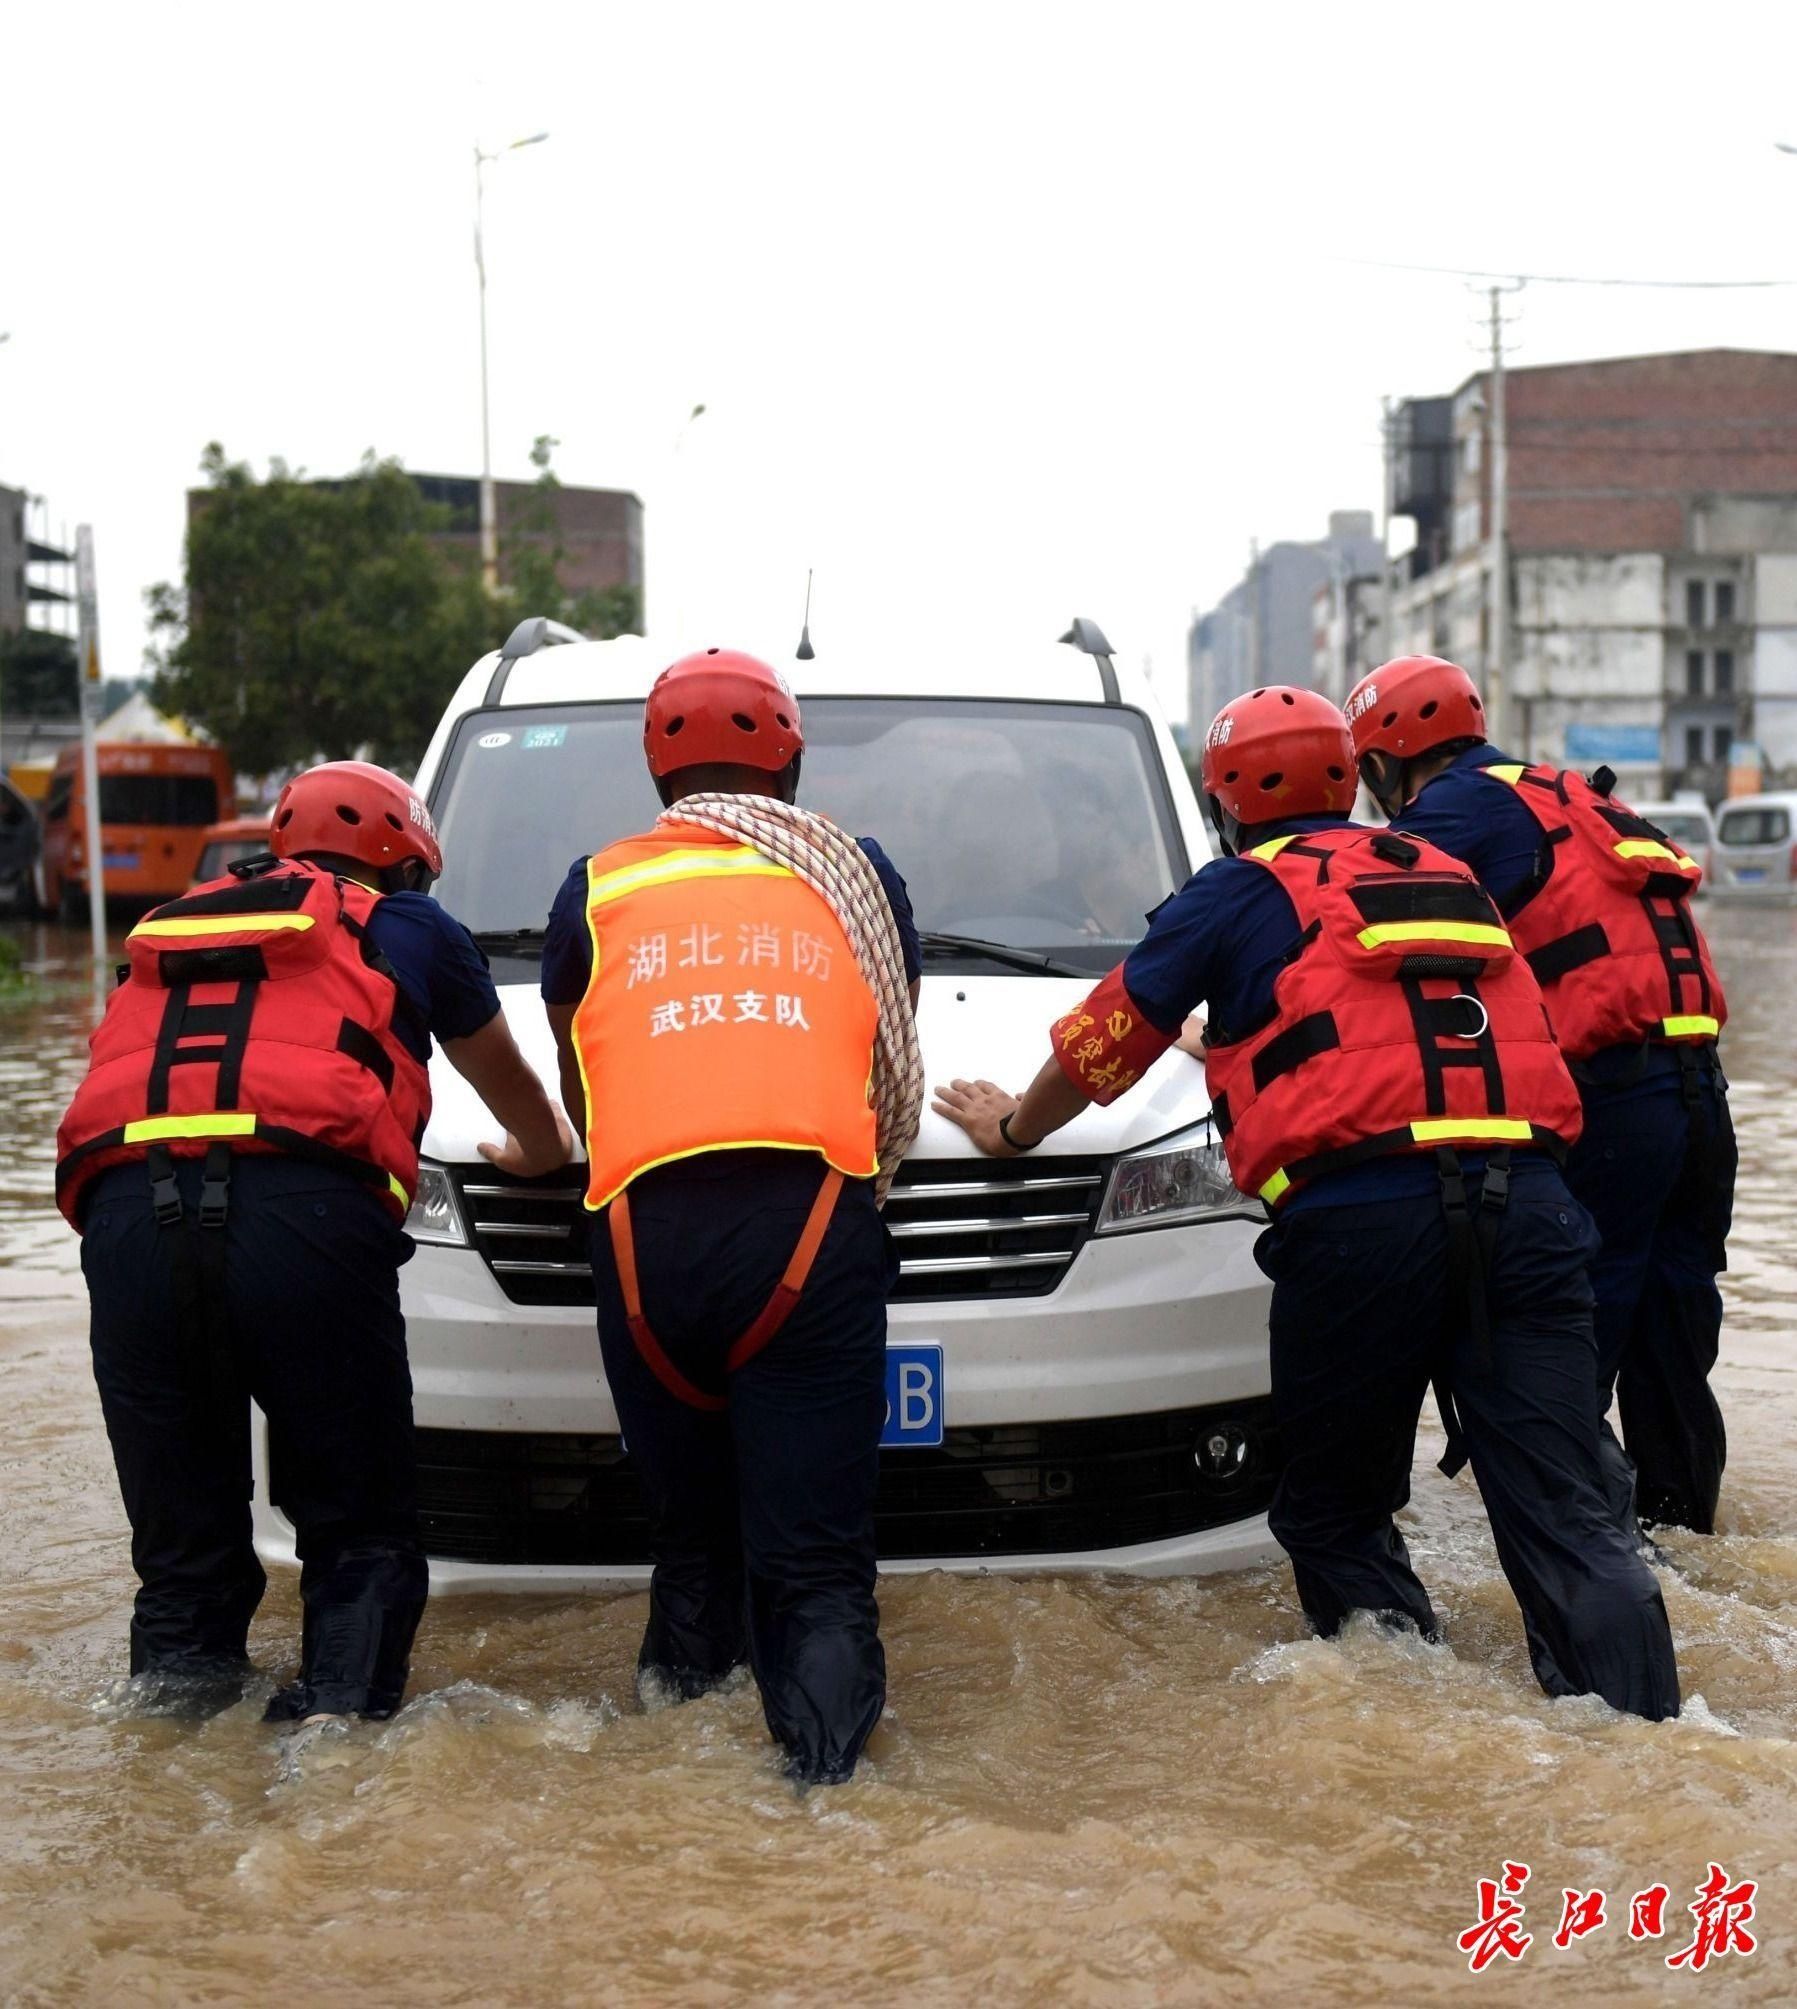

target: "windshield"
[1650,812,1710,848]
[195,837,268,881]
[429,698,1188,974]
[98,773,220,827]
[1719,805,1790,847]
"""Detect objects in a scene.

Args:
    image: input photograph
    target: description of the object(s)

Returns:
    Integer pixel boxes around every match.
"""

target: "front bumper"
[250,1211,1280,1588]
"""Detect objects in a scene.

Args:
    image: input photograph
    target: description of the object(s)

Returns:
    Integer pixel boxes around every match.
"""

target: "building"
[0,484,76,639]
[1381,348,1797,800]
[184,470,645,615]
[407,473,644,610]
[1188,512,1383,730]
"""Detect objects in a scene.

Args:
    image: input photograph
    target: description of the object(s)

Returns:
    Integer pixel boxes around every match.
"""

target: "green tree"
[499,435,641,641]
[0,628,79,718]
[150,445,494,773]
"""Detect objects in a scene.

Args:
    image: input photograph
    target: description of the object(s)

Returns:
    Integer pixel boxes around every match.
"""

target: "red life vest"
[56,862,430,1227]
[1478,762,1727,1062]
[1203,826,1583,1207]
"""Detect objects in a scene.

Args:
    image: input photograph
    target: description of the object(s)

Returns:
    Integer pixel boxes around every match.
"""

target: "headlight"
[404,1161,468,1245]
[1094,1122,1256,1234]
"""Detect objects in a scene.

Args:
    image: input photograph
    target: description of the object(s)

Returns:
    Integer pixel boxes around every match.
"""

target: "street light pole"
[473,133,549,597]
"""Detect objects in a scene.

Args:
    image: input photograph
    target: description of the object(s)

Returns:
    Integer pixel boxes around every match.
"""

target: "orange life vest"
[56,862,430,1226]
[571,824,880,1209]
[1203,826,1584,1206]
[1478,762,1727,1062]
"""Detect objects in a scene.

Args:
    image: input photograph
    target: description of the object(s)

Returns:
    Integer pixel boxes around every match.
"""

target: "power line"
[1337,255,1797,290]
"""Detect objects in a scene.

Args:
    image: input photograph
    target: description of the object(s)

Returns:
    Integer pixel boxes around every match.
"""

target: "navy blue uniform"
[1120,816,1678,1717]
[80,893,500,1718]
[1395,746,1735,1532]
[544,833,915,1783]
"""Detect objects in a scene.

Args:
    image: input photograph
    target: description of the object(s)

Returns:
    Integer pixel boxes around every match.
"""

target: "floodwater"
[2,906,1793,2004]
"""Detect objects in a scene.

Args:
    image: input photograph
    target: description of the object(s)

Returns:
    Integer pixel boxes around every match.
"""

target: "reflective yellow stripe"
[1356,921,1512,950]
[1248,836,1297,861]
[1661,1015,1720,1040]
[1486,763,1526,785]
[1614,839,1698,870]
[1259,1168,1291,1205]
[130,913,316,939]
[586,845,790,909]
[121,1113,258,1145]
[388,1174,411,1210]
[1409,1118,1534,1145]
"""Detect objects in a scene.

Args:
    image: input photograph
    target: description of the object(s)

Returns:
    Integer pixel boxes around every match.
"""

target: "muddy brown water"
[1,907,1793,2004]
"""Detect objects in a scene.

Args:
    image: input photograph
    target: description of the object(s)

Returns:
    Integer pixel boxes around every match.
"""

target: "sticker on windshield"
[477,731,512,750]
[522,725,568,750]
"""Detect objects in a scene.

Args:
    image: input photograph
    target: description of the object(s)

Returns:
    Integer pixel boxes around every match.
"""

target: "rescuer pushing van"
[57,762,570,1724]
[935,687,1679,1719]
[540,648,923,1785]
[1347,656,1734,1536]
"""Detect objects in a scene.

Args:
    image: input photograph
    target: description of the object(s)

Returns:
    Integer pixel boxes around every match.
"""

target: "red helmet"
[270,760,442,879]
[1199,686,1357,826]
[644,648,804,778]
[1345,655,1487,762]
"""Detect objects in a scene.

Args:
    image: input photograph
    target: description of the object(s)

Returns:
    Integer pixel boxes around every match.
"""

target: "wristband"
[998,1110,1040,1154]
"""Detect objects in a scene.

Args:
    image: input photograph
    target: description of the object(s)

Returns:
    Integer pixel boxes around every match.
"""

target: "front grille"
[395,1403,1280,1567]
[451,1154,1110,1307]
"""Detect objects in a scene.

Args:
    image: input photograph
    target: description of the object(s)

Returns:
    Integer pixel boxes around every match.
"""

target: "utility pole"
[75,525,108,979]
[1379,395,1395,664]
[1486,284,1513,746]
[472,132,550,597]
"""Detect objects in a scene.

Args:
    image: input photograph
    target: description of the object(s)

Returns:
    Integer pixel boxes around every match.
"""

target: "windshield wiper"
[918,931,1092,979]
[471,927,547,959]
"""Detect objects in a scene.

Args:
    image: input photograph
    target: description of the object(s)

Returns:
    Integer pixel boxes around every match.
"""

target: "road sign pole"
[75,525,108,978]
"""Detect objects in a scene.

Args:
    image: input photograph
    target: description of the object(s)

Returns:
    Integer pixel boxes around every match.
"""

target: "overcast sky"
[7,0,1797,727]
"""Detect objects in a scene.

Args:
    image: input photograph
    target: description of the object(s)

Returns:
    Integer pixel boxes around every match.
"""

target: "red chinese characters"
[1665,1865,1757,1972]
[1458,1863,1532,1973]
[1553,1889,1606,1948]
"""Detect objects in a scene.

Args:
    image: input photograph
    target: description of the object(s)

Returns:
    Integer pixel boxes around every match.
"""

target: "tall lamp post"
[474,132,549,595]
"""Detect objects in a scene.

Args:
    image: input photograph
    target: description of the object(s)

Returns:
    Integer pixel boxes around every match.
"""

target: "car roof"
[1717,791,1797,815]
[467,630,1140,712]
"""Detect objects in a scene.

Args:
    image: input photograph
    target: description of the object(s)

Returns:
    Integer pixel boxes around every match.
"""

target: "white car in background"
[250,619,1280,1588]
[1710,791,1797,900]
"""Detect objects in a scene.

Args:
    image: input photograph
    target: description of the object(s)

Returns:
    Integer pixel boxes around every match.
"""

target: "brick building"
[1372,348,1797,798]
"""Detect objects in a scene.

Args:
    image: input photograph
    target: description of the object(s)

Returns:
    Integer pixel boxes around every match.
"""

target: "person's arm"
[545,1002,586,1141]
[859,837,922,1011]
[444,1011,573,1178]
[932,1054,1092,1156]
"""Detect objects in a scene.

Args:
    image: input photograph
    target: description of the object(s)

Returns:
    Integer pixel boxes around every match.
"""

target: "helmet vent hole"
[1280,691,1295,705]
[1259,771,1284,790]
[1223,769,1239,785]
[731,712,757,732]
[385,811,403,831]
[1382,710,1398,729]
[706,646,721,656]
[665,716,685,737]
[276,808,293,828]
[1420,700,1439,720]
[1328,765,1346,781]
[336,805,362,826]
[1471,693,1484,711]
[776,713,791,730]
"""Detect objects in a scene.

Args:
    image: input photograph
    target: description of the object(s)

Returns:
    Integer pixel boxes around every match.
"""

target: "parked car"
[1710,791,1797,899]
[188,814,273,887]
[0,775,39,917]
[38,742,236,916]
[247,617,1283,1591]
[1628,798,1716,891]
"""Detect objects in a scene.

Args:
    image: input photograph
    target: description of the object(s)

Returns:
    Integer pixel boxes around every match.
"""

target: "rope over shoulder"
[656,795,924,1203]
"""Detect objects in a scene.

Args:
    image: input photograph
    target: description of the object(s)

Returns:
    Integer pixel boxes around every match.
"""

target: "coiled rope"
[658,794,924,1203]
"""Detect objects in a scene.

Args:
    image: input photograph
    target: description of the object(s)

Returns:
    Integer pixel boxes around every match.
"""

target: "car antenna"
[795,569,816,660]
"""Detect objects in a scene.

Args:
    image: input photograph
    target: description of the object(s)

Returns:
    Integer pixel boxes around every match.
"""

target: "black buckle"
[1480,1147,1510,1215]
[198,1142,232,1230]
[146,1145,184,1228]
[1435,1145,1469,1226]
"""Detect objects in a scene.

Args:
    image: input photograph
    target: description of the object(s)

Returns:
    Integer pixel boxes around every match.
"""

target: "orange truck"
[39,742,236,916]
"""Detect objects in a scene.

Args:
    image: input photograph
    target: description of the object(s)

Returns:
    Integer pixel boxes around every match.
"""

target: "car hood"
[421,974,1214,1165]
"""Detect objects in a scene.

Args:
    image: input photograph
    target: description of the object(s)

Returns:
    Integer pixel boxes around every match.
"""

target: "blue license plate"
[102,853,139,872]
[1734,867,1766,884]
[882,1344,944,1447]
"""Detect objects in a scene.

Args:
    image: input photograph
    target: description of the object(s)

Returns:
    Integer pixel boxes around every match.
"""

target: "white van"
[1711,790,1797,899]
[249,620,1280,1588]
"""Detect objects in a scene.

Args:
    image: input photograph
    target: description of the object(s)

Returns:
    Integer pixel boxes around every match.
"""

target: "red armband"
[1050,967,1175,1106]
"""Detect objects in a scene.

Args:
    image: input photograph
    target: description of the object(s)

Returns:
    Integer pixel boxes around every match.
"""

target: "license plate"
[882,1344,944,1447]
[102,852,139,872]
[1734,867,1766,884]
